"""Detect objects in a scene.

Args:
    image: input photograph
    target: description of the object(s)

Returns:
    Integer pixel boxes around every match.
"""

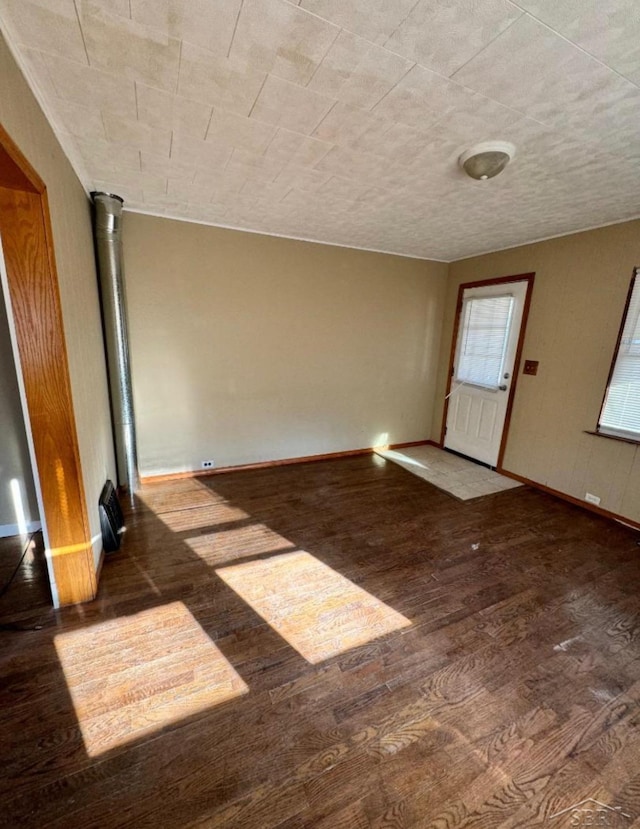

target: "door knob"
[498,384,508,391]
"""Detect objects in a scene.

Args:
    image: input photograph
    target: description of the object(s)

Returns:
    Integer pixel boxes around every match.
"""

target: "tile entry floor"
[375,444,523,500]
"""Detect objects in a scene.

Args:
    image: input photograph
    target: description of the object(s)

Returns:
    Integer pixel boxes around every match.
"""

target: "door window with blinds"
[598,269,640,439]
[455,294,515,390]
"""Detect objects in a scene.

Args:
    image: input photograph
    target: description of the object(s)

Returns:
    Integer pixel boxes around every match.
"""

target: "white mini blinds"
[598,269,640,440]
[455,294,514,391]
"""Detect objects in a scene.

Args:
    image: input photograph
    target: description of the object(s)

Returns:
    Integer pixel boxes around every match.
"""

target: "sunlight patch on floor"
[186,524,296,566]
[156,502,250,533]
[54,602,247,757]
[216,552,411,664]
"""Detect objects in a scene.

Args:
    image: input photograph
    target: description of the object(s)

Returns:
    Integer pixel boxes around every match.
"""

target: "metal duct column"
[92,192,140,495]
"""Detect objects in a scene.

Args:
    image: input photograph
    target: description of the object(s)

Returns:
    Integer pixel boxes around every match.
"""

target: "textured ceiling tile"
[103,113,173,157]
[430,93,525,146]
[38,52,138,119]
[83,0,129,16]
[77,0,181,91]
[141,151,197,182]
[307,30,413,110]
[170,133,234,170]
[225,147,284,182]
[541,60,640,143]
[453,15,626,121]
[206,110,277,155]
[300,0,418,46]
[136,83,213,140]
[249,74,336,134]
[104,170,168,199]
[194,167,247,190]
[130,0,242,56]
[272,164,330,192]
[178,42,266,116]
[345,119,434,161]
[281,186,356,214]
[515,0,640,86]
[371,64,469,130]
[314,145,395,182]
[229,0,339,85]
[384,0,522,77]
[71,136,142,174]
[240,177,292,202]
[455,14,640,152]
[52,97,107,140]
[264,129,333,167]
[312,101,387,146]
[317,175,387,203]
[0,0,88,64]
[168,178,221,203]
[452,15,580,99]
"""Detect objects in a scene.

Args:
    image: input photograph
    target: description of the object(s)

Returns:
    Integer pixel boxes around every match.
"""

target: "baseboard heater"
[99,480,124,553]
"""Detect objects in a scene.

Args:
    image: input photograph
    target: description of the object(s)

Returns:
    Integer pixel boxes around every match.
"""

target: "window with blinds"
[455,294,514,390]
[598,270,640,439]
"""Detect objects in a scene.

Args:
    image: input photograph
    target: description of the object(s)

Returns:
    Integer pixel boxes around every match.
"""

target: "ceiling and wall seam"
[0,1,638,260]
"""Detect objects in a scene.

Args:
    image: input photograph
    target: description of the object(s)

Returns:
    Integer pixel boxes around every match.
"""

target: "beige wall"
[0,289,39,531]
[434,219,640,525]
[123,213,448,476]
[0,33,115,568]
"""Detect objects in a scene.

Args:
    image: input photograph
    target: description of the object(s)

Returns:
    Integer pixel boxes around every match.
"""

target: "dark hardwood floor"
[0,531,49,625]
[2,455,640,828]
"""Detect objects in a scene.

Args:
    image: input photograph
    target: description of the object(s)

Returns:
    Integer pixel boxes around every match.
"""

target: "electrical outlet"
[201,460,214,469]
[585,492,600,506]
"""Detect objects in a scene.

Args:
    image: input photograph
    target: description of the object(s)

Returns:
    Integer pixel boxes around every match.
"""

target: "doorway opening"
[441,273,535,469]
[0,273,49,619]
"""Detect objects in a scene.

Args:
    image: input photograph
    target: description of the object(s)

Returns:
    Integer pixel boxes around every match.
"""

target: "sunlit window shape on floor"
[186,522,297,566]
[54,601,248,757]
[216,552,411,664]
[137,478,224,517]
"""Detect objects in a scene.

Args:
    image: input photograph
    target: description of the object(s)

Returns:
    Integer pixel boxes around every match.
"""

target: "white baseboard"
[0,520,42,539]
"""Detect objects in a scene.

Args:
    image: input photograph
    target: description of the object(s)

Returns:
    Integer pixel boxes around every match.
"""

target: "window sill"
[584,430,640,447]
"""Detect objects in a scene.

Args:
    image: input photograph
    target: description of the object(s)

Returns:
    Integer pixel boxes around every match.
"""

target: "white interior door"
[444,280,528,467]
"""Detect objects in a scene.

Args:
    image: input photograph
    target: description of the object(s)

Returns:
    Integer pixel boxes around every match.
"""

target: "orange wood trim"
[0,130,96,605]
[497,467,640,532]
[584,429,640,447]
[0,122,45,193]
[140,440,435,485]
[595,270,638,436]
[388,440,436,450]
[440,272,536,467]
[496,274,535,468]
[440,283,465,446]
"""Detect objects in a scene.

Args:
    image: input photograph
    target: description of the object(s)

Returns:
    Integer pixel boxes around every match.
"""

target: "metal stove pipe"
[91,192,139,495]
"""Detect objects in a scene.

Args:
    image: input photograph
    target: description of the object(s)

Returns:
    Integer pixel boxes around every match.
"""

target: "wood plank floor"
[0,531,49,625]
[2,454,640,828]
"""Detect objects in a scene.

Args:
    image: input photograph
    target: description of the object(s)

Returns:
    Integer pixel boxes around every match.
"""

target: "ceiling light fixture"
[459,141,516,181]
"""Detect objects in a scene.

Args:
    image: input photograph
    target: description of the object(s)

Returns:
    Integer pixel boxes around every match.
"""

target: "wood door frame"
[439,272,535,470]
[0,121,96,605]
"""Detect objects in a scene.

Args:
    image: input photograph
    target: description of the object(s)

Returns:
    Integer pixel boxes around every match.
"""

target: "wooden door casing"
[0,122,96,605]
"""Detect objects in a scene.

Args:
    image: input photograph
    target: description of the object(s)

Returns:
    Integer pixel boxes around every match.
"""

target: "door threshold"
[442,447,495,471]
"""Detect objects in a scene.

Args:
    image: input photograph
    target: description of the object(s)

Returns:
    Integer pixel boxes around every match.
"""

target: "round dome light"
[459,141,516,181]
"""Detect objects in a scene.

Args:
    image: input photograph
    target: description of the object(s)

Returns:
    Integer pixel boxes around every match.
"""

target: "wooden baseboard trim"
[389,440,437,450]
[140,440,434,485]
[497,468,640,532]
